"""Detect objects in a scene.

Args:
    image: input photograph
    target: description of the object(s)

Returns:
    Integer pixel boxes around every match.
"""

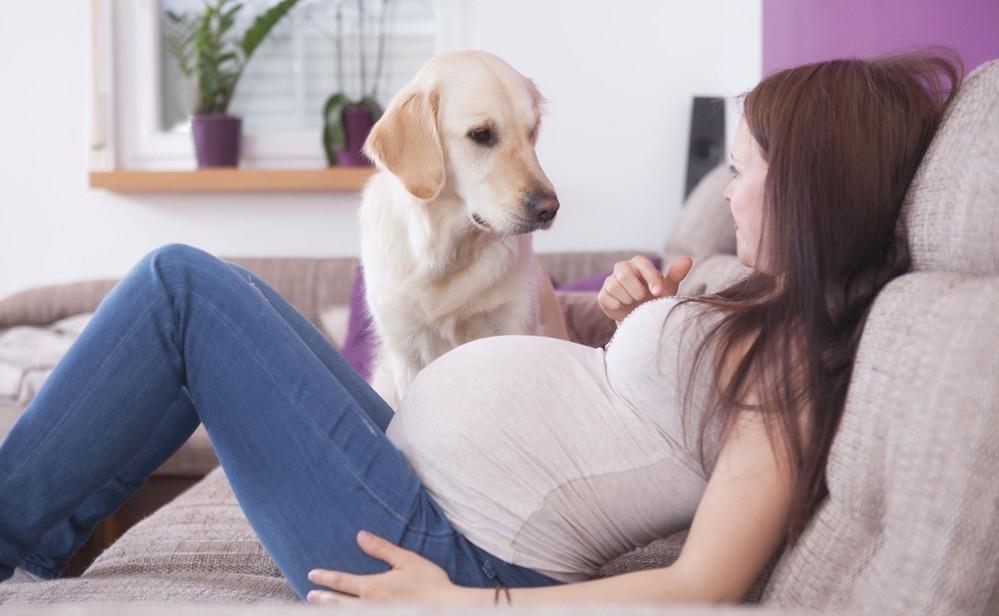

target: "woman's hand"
[306,530,459,606]
[598,255,694,324]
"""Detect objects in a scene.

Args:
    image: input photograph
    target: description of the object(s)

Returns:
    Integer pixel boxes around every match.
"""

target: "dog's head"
[364,49,559,235]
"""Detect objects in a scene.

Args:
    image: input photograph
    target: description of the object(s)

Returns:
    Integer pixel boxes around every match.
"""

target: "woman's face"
[723,118,769,272]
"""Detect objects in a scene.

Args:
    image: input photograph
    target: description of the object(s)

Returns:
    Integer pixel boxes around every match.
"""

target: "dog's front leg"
[390,354,424,406]
[368,348,400,411]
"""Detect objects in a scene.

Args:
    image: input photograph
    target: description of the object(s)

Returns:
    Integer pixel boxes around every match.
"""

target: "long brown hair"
[671,48,964,550]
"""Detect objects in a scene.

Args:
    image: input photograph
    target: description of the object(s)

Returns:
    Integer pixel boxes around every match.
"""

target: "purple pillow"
[340,263,376,380]
[553,255,662,291]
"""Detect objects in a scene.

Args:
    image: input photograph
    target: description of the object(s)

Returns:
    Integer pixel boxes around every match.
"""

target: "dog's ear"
[363,88,445,201]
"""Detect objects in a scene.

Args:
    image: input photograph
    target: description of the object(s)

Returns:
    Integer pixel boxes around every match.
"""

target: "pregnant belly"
[386,335,675,516]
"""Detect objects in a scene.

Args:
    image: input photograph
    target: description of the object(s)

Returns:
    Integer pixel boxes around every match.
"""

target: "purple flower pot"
[191,114,242,168]
[334,106,375,167]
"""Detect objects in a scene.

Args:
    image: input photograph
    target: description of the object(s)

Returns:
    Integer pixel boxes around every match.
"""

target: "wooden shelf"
[89,168,376,193]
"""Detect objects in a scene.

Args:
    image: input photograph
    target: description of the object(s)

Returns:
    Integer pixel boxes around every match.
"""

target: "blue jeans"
[0,243,564,600]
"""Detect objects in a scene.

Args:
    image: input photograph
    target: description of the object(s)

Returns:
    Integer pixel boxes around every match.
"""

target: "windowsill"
[88,168,377,193]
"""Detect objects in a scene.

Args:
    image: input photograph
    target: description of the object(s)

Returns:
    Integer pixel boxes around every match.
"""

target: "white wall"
[0,0,760,299]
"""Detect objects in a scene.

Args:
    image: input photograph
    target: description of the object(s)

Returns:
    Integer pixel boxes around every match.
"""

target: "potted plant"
[321,0,391,167]
[164,0,301,168]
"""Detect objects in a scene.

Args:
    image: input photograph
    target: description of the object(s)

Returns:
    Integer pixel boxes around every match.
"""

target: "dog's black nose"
[524,190,560,223]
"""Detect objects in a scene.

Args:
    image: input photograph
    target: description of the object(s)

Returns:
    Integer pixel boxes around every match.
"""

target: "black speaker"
[684,96,726,201]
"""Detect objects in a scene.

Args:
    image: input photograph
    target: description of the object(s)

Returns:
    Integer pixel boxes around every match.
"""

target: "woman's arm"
[535,258,571,341]
[442,563,702,604]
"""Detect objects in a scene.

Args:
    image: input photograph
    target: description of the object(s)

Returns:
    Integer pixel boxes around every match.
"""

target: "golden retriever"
[358,49,560,410]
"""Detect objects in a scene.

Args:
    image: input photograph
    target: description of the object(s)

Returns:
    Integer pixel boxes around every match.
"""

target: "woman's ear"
[363,88,445,201]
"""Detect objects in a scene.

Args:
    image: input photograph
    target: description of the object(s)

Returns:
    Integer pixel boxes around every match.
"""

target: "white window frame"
[90,0,470,170]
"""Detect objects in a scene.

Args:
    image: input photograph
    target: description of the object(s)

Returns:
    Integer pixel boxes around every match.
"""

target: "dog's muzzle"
[524,190,560,226]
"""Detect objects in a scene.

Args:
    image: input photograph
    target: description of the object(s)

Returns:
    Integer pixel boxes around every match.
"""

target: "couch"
[0,58,996,615]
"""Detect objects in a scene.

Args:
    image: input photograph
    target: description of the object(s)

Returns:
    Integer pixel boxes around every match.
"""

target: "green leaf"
[222,4,243,21]
[322,93,351,166]
[240,0,299,62]
[171,0,301,115]
[163,10,198,76]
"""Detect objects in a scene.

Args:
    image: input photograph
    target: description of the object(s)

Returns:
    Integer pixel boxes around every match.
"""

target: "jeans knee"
[143,243,221,291]
[148,243,212,265]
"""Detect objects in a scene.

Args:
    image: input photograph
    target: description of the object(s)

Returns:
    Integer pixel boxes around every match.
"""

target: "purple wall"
[764,0,999,76]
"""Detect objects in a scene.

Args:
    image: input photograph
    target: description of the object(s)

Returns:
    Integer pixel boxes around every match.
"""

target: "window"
[91,0,465,170]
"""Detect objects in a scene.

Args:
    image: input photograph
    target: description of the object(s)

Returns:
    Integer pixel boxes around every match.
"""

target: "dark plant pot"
[191,114,242,168]
[334,106,375,167]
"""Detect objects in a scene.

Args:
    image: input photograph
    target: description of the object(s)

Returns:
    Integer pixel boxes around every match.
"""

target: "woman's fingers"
[355,530,412,568]
[663,256,694,294]
[616,271,649,301]
[631,256,667,295]
[612,262,648,301]
[307,589,361,605]
[600,255,693,323]
[309,569,365,597]
[601,276,631,307]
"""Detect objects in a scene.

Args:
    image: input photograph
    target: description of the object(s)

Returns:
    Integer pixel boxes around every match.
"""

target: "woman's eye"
[728,164,740,177]
[468,128,496,146]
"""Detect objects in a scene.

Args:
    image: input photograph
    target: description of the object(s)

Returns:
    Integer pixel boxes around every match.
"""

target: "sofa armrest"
[0,279,118,330]
[0,255,362,333]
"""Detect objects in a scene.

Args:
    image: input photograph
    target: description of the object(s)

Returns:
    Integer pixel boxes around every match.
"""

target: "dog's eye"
[467,127,496,146]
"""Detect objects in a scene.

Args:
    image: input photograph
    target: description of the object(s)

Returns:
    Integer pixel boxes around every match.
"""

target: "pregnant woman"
[0,49,961,606]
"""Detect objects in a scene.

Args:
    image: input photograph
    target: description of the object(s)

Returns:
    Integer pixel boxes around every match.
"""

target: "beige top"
[384,295,725,583]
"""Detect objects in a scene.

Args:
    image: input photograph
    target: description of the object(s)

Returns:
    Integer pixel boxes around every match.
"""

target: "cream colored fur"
[358,49,559,410]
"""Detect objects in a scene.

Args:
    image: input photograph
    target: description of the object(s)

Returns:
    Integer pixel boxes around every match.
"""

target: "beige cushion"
[0,600,831,615]
[674,253,753,297]
[0,280,116,330]
[595,529,782,604]
[663,163,737,261]
[0,404,27,442]
[1,467,779,606]
[218,256,359,332]
[0,468,297,604]
[658,163,748,296]
[760,272,999,613]
[899,59,999,274]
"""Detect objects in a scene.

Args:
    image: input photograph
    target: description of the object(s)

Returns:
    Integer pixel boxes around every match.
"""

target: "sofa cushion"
[221,256,359,331]
[899,59,999,275]
[0,281,117,331]
[663,163,737,261]
[1,466,774,606]
[0,598,830,614]
[0,403,27,444]
[760,272,999,613]
[675,253,753,297]
[595,529,782,604]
